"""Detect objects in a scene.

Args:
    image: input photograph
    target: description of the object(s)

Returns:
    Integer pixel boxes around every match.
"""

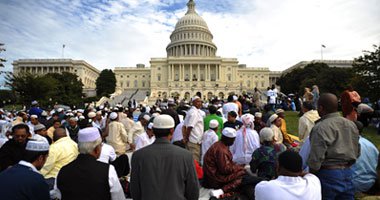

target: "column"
[182,64,185,81]
[205,65,208,81]
[190,64,192,81]
[197,64,200,81]
[172,64,175,81]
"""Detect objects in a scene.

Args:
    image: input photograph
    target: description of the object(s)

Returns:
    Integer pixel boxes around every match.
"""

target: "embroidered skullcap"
[34,124,46,132]
[222,127,237,138]
[209,120,219,129]
[259,127,274,143]
[275,109,285,114]
[153,114,174,129]
[78,127,100,142]
[26,140,49,152]
[109,112,118,120]
[268,114,279,124]
[254,112,263,118]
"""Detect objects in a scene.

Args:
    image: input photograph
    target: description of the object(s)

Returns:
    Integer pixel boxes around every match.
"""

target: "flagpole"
[321,45,323,61]
[62,44,65,58]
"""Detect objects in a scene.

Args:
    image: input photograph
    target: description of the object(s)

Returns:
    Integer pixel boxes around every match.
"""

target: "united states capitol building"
[11,0,352,103]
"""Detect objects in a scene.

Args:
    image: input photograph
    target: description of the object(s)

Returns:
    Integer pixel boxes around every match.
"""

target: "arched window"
[134,80,138,87]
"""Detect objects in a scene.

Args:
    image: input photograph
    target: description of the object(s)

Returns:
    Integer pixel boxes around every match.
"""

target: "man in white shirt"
[222,95,239,120]
[255,151,321,200]
[184,96,204,162]
[135,123,155,151]
[201,120,219,165]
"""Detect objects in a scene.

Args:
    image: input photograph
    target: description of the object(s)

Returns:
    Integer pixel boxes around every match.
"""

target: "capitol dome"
[166,0,217,57]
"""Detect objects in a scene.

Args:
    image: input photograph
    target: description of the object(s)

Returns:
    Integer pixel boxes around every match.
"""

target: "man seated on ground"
[40,128,78,190]
[255,150,322,200]
[254,112,266,133]
[135,122,155,151]
[201,119,219,165]
[250,128,278,180]
[55,127,125,200]
[203,128,246,196]
[351,121,379,193]
[231,114,260,165]
[0,140,50,200]
[223,111,243,130]
[0,123,30,172]
[268,114,287,153]
[275,109,298,147]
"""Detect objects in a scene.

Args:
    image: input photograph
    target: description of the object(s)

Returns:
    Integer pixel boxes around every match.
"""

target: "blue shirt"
[299,137,311,172]
[351,136,379,192]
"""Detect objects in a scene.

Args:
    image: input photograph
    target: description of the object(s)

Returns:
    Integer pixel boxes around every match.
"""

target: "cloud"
[1,0,379,88]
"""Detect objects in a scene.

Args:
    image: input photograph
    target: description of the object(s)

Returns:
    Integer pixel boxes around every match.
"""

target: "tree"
[6,72,58,106]
[353,44,380,101]
[277,62,354,96]
[46,72,84,106]
[96,69,116,97]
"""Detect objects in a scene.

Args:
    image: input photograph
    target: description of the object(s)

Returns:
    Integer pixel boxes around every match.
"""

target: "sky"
[0,0,380,88]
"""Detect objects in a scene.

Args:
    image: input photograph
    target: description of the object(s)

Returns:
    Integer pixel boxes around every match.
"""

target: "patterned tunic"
[250,145,277,180]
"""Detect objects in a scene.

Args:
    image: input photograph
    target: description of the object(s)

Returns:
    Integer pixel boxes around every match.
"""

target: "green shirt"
[204,114,224,139]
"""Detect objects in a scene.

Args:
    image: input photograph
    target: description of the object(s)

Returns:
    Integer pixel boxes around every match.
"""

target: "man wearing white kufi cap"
[254,112,266,133]
[94,111,106,131]
[130,113,151,146]
[0,140,50,199]
[135,122,155,151]
[203,127,246,197]
[106,112,130,155]
[201,119,219,165]
[183,96,204,162]
[231,114,260,165]
[130,114,199,200]
[55,127,125,200]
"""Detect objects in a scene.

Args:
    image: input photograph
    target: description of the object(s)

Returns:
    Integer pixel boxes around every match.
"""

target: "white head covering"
[143,114,151,121]
[34,124,46,132]
[109,112,118,120]
[268,114,279,124]
[26,140,49,152]
[254,112,262,118]
[275,109,285,114]
[222,127,237,138]
[88,112,96,118]
[147,122,154,130]
[57,108,64,113]
[41,111,48,117]
[96,111,102,115]
[31,100,38,106]
[241,114,255,128]
[30,115,38,119]
[259,127,274,143]
[78,127,100,142]
[233,95,238,101]
[209,120,219,129]
[153,114,175,129]
[191,96,200,102]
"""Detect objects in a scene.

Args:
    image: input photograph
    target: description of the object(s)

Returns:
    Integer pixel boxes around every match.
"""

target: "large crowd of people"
[0,85,379,200]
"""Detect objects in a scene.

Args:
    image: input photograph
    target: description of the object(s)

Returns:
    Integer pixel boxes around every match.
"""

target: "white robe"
[135,132,155,151]
[201,129,218,165]
[231,128,260,165]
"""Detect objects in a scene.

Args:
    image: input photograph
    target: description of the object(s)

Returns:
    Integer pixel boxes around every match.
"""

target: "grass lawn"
[284,111,380,149]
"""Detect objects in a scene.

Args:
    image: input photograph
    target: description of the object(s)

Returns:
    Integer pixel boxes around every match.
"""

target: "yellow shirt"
[280,118,295,144]
[40,136,78,178]
[106,121,129,155]
[47,127,55,141]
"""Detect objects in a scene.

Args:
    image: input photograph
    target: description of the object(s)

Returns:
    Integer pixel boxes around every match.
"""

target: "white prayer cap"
[78,115,85,120]
[50,110,55,115]
[156,108,162,113]
[41,111,48,117]
[99,105,104,110]
[34,124,46,132]
[78,127,100,142]
[191,96,201,102]
[143,114,151,121]
[31,100,38,105]
[26,140,49,152]
[88,112,96,118]
[209,120,219,129]
[104,107,109,112]
[30,115,38,119]
[66,113,74,117]
[260,127,274,143]
[168,98,176,105]
[233,95,238,101]
[222,127,237,138]
[77,109,84,113]
[275,109,285,114]
[153,114,174,129]
[255,112,263,118]
[152,113,160,118]
[147,122,154,130]
[68,117,78,122]
[57,108,64,113]
[109,112,118,120]
[241,114,255,126]
[268,114,279,124]
[96,111,102,115]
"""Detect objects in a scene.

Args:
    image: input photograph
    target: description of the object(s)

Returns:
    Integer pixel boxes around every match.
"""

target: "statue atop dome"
[186,0,196,14]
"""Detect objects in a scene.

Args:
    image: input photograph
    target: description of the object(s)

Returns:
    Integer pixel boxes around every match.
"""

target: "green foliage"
[277,62,354,96]
[96,69,116,97]
[353,44,380,101]
[6,72,84,107]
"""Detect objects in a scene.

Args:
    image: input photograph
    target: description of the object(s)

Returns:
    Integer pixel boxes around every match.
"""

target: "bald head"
[318,93,338,116]
[53,128,67,142]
